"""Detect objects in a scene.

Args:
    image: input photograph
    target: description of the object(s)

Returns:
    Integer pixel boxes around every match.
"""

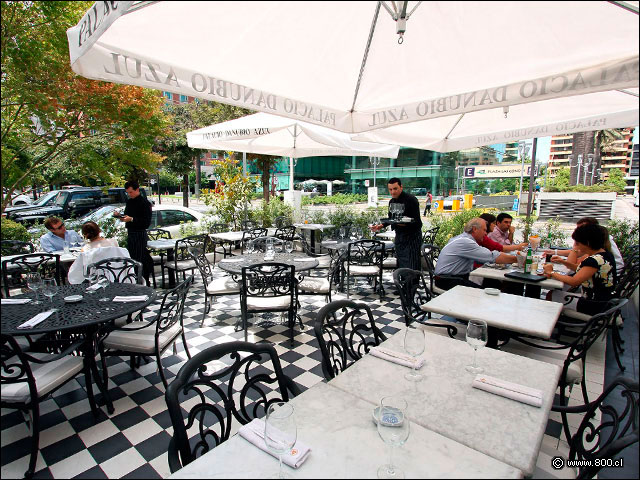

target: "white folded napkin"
[369,346,425,369]
[18,311,54,329]
[86,283,102,291]
[293,257,315,262]
[472,374,543,408]
[221,258,244,263]
[1,298,31,305]
[112,295,149,302]
[323,240,337,244]
[238,418,311,469]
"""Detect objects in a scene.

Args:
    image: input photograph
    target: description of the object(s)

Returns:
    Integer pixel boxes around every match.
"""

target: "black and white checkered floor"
[1,270,605,479]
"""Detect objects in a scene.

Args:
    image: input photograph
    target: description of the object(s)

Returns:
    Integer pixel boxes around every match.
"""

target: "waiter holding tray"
[370,177,423,270]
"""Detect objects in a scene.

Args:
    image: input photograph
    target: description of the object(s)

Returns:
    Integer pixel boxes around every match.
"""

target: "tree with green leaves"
[249,154,280,202]
[1,1,169,212]
[156,101,252,207]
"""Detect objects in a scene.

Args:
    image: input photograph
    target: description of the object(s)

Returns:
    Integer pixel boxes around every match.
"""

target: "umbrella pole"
[243,151,248,222]
[289,156,294,192]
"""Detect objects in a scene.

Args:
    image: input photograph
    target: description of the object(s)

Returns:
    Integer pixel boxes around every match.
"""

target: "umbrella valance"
[67,1,638,149]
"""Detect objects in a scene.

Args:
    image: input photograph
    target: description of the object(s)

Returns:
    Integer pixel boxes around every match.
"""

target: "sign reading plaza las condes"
[463,165,539,179]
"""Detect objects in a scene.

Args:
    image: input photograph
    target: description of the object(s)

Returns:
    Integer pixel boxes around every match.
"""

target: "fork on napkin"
[472,374,543,407]
[1,298,31,305]
[369,346,425,369]
[18,311,54,329]
[112,295,149,302]
[238,418,311,468]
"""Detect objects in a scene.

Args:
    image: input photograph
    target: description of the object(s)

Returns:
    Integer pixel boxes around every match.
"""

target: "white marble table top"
[293,223,334,231]
[169,381,522,479]
[327,330,560,476]
[470,266,564,290]
[420,285,562,339]
[374,231,396,240]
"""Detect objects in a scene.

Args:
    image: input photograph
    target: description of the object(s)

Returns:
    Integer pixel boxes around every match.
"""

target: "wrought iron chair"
[240,263,299,345]
[1,334,99,479]
[502,298,628,444]
[241,219,258,230]
[0,240,35,256]
[421,226,440,246]
[535,375,638,479]
[147,228,172,288]
[163,234,207,282]
[297,233,331,270]
[393,268,459,338]
[297,251,344,303]
[345,239,384,299]
[208,222,233,260]
[2,253,61,298]
[188,246,240,327]
[241,227,267,254]
[313,299,386,381]
[165,341,301,473]
[248,236,283,253]
[99,276,194,389]
[421,243,444,295]
[274,215,291,228]
[89,257,143,284]
[274,225,297,242]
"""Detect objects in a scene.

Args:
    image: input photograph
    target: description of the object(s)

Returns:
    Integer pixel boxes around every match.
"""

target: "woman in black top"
[545,223,616,314]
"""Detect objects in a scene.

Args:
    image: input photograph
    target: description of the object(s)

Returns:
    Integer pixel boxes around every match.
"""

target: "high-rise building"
[599,128,634,181]
[627,143,639,194]
[547,134,574,177]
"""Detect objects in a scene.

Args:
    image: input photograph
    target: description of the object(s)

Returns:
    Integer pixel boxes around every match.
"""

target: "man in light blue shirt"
[39,217,83,253]
[435,218,516,290]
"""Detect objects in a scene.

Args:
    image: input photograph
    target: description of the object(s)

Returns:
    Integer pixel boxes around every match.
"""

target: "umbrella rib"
[616,89,639,98]
[444,114,465,140]
[607,1,639,14]
[350,2,382,114]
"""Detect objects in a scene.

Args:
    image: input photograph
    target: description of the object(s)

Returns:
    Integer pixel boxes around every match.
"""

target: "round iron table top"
[217,252,319,275]
[1,283,156,335]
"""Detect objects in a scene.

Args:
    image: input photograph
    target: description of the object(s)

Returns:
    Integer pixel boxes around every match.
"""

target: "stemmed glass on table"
[465,319,488,374]
[41,278,58,311]
[26,272,43,304]
[284,240,294,254]
[403,325,425,382]
[96,273,111,302]
[264,402,297,479]
[246,239,256,255]
[85,265,99,293]
[377,395,410,479]
[339,227,346,242]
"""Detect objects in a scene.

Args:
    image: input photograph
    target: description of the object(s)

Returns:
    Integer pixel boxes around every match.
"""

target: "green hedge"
[301,193,367,206]
[0,217,31,242]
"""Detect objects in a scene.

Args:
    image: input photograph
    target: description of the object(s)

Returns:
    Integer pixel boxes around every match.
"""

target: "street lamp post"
[369,157,381,188]
[576,154,583,186]
[587,153,595,185]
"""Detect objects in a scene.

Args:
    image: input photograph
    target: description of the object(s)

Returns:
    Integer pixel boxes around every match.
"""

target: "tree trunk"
[194,156,201,197]
[183,174,189,207]
[262,170,270,203]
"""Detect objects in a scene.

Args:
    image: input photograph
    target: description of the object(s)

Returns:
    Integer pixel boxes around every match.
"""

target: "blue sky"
[524,126,638,164]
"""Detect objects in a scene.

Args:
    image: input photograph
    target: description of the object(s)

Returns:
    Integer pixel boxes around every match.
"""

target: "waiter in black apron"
[370,178,423,270]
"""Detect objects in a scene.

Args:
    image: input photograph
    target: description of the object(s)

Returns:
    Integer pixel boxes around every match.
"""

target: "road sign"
[463,164,539,178]
[364,179,370,187]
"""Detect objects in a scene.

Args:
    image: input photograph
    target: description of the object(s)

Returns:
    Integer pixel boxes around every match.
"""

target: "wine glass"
[403,325,425,382]
[284,240,294,254]
[465,320,488,374]
[41,278,58,309]
[246,239,255,254]
[26,272,43,305]
[85,265,99,293]
[96,273,111,302]
[339,227,346,241]
[529,235,541,252]
[396,203,405,220]
[264,402,297,479]
[377,396,410,479]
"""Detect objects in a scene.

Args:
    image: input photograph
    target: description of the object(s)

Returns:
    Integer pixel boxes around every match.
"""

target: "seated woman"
[545,223,617,314]
[81,221,119,250]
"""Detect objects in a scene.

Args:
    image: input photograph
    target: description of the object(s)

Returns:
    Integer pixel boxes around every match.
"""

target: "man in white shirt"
[435,218,517,290]
[39,217,83,253]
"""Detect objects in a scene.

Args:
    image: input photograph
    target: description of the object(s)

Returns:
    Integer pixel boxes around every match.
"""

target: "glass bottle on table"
[524,247,533,273]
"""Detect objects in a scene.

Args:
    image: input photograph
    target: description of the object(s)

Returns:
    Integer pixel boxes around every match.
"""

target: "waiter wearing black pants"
[115,180,154,285]
[371,178,423,271]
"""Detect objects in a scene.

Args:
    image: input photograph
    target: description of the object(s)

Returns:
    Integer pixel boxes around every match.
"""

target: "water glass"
[339,227,346,241]
[465,320,488,374]
[246,240,255,254]
[264,402,297,479]
[377,396,410,479]
[41,278,58,309]
[403,325,425,382]
[26,272,43,305]
[97,273,111,302]
[264,238,275,261]
[284,240,294,254]
[85,265,99,293]
[63,241,70,254]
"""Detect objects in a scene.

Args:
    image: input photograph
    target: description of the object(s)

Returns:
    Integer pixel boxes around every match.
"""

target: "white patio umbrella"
[186,112,399,190]
[67,2,638,150]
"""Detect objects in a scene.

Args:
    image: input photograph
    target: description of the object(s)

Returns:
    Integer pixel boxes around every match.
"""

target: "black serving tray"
[381,217,415,225]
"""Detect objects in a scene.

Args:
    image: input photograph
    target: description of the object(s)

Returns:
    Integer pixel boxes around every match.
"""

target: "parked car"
[3,189,33,206]
[11,187,152,225]
[67,204,206,238]
[3,190,61,218]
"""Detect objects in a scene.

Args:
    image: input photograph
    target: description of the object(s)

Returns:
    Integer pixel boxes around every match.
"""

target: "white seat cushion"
[533,441,577,479]
[561,309,591,322]
[348,265,379,275]
[500,340,582,385]
[433,285,446,295]
[103,322,182,354]
[206,277,240,295]
[1,353,84,404]
[314,255,331,269]
[299,277,330,294]
[167,259,197,271]
[246,295,291,311]
[383,257,397,268]
[205,252,217,263]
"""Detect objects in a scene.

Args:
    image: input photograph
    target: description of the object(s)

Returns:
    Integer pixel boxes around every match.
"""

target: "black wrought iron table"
[1,283,156,414]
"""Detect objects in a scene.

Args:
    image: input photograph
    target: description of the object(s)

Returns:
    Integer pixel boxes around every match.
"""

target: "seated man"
[435,217,517,291]
[487,212,514,246]
[39,216,83,253]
